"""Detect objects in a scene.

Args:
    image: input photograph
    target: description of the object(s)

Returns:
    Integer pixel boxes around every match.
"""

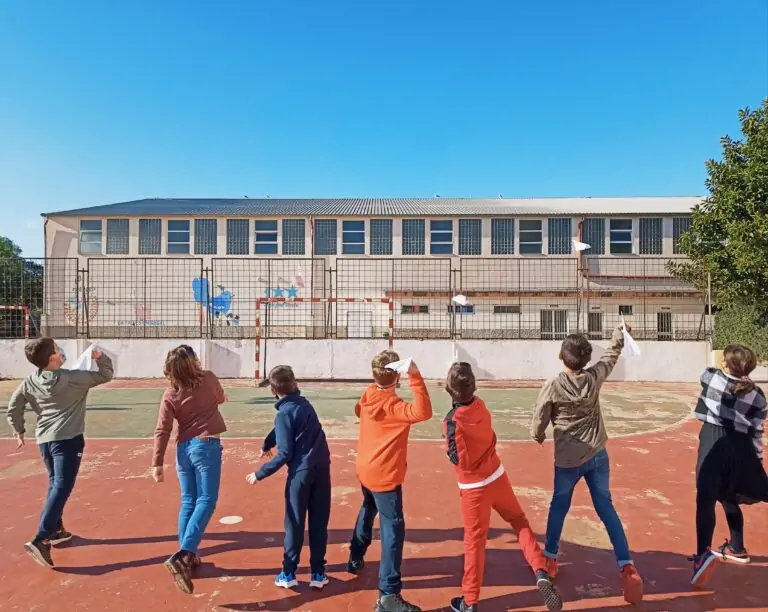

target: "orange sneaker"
[545,558,559,580]
[620,564,643,604]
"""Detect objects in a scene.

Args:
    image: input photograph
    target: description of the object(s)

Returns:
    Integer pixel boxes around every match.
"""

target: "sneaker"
[712,540,750,564]
[275,571,298,588]
[535,570,564,611]
[24,540,54,569]
[690,550,717,588]
[450,596,477,612]
[49,528,73,546]
[347,557,365,574]
[619,564,643,604]
[309,572,329,589]
[545,557,560,580]
[164,551,194,595]
[375,593,422,612]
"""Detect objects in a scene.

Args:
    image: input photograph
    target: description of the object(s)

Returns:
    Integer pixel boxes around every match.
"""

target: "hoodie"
[7,354,114,444]
[530,328,624,468]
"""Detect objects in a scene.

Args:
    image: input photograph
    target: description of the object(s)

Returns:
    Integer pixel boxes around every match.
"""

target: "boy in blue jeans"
[530,326,643,605]
[247,365,332,590]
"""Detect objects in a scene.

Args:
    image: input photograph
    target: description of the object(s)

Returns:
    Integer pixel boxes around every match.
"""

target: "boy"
[7,338,113,568]
[531,326,643,605]
[246,365,332,590]
[347,351,432,612]
[443,362,562,612]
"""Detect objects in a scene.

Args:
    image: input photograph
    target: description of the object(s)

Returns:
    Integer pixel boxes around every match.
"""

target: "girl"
[690,344,768,587]
[152,345,228,594]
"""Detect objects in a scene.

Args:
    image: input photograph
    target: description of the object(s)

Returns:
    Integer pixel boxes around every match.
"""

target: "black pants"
[696,495,745,556]
[36,435,85,541]
[349,484,405,596]
[283,466,331,575]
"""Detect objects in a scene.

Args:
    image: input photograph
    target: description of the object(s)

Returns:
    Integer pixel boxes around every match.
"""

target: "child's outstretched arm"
[68,352,115,389]
[7,381,29,447]
[255,411,294,480]
[588,326,625,384]
[531,380,555,444]
[375,362,432,423]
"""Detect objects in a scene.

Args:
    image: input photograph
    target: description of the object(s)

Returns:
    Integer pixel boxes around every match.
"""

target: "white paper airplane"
[620,316,641,357]
[573,239,591,252]
[71,344,99,371]
[452,294,470,306]
[385,357,413,373]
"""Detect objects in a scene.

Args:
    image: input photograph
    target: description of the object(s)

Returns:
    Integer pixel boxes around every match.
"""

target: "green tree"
[0,236,43,337]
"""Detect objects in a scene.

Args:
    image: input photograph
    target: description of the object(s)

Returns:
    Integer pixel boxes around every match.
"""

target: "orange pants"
[459,473,547,605]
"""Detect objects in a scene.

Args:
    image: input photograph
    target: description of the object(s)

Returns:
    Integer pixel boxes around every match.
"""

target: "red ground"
[1,420,766,612]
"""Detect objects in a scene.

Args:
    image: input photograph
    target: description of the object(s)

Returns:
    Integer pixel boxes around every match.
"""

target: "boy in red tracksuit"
[443,362,562,612]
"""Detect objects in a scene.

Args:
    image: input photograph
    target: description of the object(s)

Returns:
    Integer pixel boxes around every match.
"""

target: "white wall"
[1,338,711,382]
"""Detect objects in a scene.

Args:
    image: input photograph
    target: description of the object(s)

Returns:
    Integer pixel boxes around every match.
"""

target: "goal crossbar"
[0,305,30,339]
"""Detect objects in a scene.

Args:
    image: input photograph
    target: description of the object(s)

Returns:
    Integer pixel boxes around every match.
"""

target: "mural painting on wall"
[117,302,166,327]
[193,278,241,327]
[260,268,304,307]
[63,287,99,324]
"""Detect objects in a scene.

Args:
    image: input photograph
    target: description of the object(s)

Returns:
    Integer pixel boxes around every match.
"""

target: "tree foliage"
[0,236,44,337]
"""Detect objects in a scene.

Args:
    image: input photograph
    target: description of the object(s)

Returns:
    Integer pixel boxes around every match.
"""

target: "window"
[448,304,475,315]
[314,219,337,255]
[106,219,129,255]
[673,217,692,254]
[658,311,673,341]
[282,219,305,255]
[588,312,603,340]
[581,218,605,254]
[342,220,366,255]
[548,218,572,255]
[519,220,543,254]
[402,219,426,255]
[401,305,429,314]
[639,218,663,255]
[610,219,633,254]
[540,309,568,340]
[194,219,218,255]
[226,219,250,255]
[618,305,633,316]
[459,219,482,255]
[79,220,102,254]
[494,305,521,314]
[430,220,453,255]
[139,219,161,255]
[491,218,515,254]
[255,220,279,255]
[167,220,190,254]
[370,219,393,255]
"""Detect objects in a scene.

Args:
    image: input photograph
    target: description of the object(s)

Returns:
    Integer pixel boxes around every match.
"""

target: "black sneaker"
[535,570,563,611]
[347,557,365,574]
[450,596,477,612]
[375,593,422,612]
[24,540,54,568]
[50,528,73,546]
[164,551,194,594]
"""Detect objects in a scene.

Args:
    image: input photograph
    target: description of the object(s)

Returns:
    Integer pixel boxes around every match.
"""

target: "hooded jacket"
[7,354,114,444]
[530,328,624,468]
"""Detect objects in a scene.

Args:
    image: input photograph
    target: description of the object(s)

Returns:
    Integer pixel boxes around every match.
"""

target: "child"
[6,338,113,568]
[247,365,332,591]
[531,326,643,605]
[443,363,563,612]
[689,344,768,587]
[152,344,228,594]
[347,351,432,612]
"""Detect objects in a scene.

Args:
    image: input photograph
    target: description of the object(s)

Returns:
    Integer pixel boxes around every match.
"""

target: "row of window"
[405,304,638,316]
[79,217,693,256]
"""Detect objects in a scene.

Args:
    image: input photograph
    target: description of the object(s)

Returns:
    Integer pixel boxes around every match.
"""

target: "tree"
[669,98,768,317]
[0,236,22,259]
[0,236,43,338]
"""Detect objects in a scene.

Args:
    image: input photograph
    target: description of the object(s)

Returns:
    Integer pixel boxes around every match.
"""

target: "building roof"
[42,196,702,218]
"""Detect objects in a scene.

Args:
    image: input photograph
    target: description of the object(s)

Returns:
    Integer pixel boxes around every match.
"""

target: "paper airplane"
[452,294,470,306]
[573,239,591,252]
[71,344,99,371]
[620,316,641,357]
[384,357,413,373]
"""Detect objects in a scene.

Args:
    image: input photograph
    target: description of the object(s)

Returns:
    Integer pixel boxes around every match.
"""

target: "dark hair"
[445,362,476,404]
[164,344,204,391]
[25,337,57,369]
[268,365,298,396]
[559,334,593,371]
[371,350,400,387]
[723,344,758,396]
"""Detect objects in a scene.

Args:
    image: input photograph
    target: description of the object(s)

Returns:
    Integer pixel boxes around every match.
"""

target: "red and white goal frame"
[254,297,394,381]
[0,305,31,339]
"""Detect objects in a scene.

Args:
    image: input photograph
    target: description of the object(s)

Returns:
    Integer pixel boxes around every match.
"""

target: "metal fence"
[0,256,709,341]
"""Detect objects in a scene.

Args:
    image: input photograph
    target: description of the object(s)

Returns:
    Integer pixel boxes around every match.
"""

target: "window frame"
[226,219,250,255]
[639,217,663,255]
[609,218,633,255]
[138,218,162,255]
[491,218,515,255]
[167,219,191,255]
[519,219,543,255]
[194,218,218,255]
[540,308,569,340]
[370,218,393,255]
[493,304,521,315]
[673,216,692,255]
[282,219,306,256]
[342,219,366,255]
[429,219,454,255]
[547,218,572,255]
[78,219,103,255]
[402,218,426,256]
[105,218,129,255]
[581,218,606,255]
[458,218,482,256]
[401,304,429,314]
[254,220,279,255]
[313,219,338,256]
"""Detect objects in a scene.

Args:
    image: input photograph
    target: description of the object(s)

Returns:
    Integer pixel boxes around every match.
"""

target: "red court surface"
[1,420,766,612]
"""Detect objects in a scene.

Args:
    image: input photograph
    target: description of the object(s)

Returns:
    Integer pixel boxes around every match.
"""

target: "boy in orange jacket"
[443,362,562,612]
[347,351,432,612]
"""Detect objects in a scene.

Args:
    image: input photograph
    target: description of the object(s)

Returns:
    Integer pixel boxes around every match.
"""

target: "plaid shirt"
[695,368,767,459]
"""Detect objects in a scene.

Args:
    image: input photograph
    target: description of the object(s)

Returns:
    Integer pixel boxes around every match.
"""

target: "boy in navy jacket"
[247,365,332,590]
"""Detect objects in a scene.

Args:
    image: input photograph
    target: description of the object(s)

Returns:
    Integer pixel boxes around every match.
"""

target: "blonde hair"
[372,350,400,387]
[164,344,205,391]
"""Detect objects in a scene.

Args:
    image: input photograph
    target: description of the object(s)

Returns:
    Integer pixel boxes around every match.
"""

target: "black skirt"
[696,422,768,505]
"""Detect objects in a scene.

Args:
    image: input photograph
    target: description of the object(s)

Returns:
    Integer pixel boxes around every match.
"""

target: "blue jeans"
[36,435,85,541]
[544,449,632,567]
[176,437,222,554]
[349,485,405,596]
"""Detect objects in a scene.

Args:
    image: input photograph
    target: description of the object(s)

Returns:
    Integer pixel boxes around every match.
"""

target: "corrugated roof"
[42,196,702,218]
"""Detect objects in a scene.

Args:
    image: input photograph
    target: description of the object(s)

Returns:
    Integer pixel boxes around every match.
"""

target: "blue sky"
[0,0,766,257]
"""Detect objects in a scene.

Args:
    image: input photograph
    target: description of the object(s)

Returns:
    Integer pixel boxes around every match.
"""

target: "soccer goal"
[0,305,31,339]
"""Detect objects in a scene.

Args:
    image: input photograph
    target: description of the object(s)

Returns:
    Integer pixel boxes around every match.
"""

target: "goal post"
[254,297,394,382]
[0,305,30,339]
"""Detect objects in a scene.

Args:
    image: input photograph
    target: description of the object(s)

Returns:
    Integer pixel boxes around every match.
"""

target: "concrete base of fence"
[1,338,712,382]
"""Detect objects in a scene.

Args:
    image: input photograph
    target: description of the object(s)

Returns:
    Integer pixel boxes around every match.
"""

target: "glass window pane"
[255,233,278,243]
[80,220,102,231]
[255,243,279,255]
[431,220,452,232]
[610,219,632,231]
[167,243,190,254]
[519,219,542,231]
[342,243,366,255]
[430,243,453,255]
[255,220,278,232]
[343,220,365,232]
[168,220,189,231]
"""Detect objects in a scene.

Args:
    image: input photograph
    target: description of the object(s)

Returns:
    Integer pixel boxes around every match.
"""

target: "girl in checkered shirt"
[690,345,768,588]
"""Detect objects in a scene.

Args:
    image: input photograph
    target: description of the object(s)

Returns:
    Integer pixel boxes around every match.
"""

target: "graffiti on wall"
[193,278,241,327]
[63,287,99,325]
[117,304,166,327]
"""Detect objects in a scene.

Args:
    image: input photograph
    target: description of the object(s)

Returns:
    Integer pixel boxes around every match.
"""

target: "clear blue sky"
[1,0,766,257]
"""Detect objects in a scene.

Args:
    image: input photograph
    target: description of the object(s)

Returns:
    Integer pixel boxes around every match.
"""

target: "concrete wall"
[1,338,711,382]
